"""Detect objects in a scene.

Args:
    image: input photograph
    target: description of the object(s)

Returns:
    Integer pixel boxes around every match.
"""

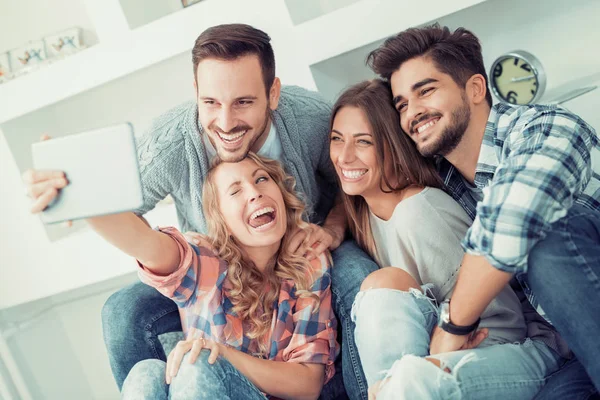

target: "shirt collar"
[473,105,502,188]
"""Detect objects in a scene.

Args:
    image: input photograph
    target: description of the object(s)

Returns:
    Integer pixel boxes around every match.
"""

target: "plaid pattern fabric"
[138,227,338,383]
[439,103,599,275]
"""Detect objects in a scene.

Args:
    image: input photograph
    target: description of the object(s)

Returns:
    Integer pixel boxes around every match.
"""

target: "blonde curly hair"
[202,152,323,353]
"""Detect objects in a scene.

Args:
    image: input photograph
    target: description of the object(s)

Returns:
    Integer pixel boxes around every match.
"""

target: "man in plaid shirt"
[369,24,599,396]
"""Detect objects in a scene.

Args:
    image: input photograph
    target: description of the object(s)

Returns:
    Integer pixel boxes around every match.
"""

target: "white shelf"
[0,0,493,125]
[0,0,294,124]
[295,0,487,67]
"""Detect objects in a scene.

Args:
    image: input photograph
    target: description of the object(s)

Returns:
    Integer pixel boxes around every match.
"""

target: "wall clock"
[490,50,546,105]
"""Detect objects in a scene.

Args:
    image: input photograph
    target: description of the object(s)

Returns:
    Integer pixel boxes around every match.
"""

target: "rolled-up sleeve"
[281,253,339,383]
[462,110,598,273]
[137,227,222,307]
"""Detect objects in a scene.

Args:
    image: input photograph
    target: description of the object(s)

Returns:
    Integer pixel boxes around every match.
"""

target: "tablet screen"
[31,123,144,224]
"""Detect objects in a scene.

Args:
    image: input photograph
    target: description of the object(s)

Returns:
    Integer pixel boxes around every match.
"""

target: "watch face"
[491,55,539,105]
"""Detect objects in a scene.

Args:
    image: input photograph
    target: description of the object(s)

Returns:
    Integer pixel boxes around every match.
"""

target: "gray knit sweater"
[134,86,338,233]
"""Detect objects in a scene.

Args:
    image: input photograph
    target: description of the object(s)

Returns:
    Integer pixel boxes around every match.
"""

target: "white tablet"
[31,123,144,224]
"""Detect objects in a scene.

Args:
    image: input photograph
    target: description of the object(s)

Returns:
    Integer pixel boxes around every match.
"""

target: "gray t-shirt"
[369,187,527,346]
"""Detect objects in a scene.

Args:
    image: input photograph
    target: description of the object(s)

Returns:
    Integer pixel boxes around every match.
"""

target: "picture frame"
[181,0,204,7]
[9,40,47,72]
[0,52,11,83]
[44,27,84,58]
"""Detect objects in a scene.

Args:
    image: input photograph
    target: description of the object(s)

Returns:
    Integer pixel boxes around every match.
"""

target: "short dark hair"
[192,24,275,94]
[367,23,492,107]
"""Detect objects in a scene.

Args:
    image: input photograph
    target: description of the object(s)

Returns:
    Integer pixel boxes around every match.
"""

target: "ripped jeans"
[352,286,563,399]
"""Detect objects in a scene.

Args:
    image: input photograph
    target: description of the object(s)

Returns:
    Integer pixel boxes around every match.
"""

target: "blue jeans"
[121,351,267,399]
[330,240,379,400]
[524,204,600,395]
[352,286,563,399]
[102,239,375,399]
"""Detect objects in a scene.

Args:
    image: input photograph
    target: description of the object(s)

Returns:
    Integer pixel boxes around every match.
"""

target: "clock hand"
[511,74,535,83]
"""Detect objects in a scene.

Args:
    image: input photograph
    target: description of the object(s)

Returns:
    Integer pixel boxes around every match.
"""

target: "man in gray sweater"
[23,24,376,399]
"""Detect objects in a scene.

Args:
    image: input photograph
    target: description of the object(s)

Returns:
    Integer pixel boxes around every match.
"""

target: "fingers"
[30,187,58,213]
[303,225,333,260]
[166,340,192,384]
[23,169,67,214]
[368,380,382,400]
[27,178,68,199]
[166,338,219,384]
[183,232,214,251]
[464,328,489,349]
[183,231,203,246]
[22,169,65,185]
[207,341,220,364]
[188,337,204,365]
[287,228,308,255]
[40,134,51,141]
[306,229,332,260]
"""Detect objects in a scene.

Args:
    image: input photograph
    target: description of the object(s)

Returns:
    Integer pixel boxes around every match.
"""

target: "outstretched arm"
[87,212,180,275]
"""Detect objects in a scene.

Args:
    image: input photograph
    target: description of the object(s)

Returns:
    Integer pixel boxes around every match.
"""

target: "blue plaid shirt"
[439,103,599,275]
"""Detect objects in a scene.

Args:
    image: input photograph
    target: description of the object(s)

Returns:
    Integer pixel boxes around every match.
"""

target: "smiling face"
[212,158,286,250]
[330,106,386,199]
[195,55,281,162]
[390,56,471,158]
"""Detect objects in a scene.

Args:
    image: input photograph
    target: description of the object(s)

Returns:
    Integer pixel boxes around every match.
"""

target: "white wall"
[311,0,600,103]
[0,0,98,54]
[284,0,361,25]
[119,0,183,29]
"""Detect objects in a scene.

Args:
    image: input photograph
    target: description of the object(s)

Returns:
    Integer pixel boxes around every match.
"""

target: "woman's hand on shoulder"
[287,224,341,261]
[165,337,225,384]
[183,231,215,251]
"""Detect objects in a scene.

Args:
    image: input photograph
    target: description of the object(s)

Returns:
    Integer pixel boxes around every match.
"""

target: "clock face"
[491,56,540,105]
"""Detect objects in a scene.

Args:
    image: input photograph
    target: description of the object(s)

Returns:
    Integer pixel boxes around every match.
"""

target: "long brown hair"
[202,153,322,352]
[367,23,493,107]
[192,24,275,95]
[330,79,442,263]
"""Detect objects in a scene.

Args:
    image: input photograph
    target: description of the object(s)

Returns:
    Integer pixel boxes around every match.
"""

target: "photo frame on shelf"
[9,40,47,73]
[0,52,11,83]
[181,0,204,7]
[44,27,84,58]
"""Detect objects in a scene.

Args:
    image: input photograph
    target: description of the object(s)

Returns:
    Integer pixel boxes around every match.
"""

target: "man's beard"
[417,97,470,158]
[210,106,271,162]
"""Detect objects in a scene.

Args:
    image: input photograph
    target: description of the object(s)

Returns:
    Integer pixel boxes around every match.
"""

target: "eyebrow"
[226,168,267,191]
[199,95,258,102]
[331,130,372,137]
[392,78,439,105]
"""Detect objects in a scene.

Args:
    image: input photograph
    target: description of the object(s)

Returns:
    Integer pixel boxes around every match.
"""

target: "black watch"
[437,299,480,336]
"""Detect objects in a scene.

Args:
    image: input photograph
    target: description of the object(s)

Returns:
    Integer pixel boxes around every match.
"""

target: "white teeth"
[341,169,367,179]
[219,130,247,142]
[417,119,438,134]
[250,207,274,221]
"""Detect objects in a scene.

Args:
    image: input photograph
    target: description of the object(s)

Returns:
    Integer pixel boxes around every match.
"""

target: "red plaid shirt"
[138,227,338,383]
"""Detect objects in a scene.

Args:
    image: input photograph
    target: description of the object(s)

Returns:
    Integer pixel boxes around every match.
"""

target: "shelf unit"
[1,0,495,124]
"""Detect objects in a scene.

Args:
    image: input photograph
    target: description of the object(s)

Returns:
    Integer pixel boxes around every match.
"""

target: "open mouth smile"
[217,129,248,145]
[413,117,440,136]
[248,206,277,231]
[340,168,368,181]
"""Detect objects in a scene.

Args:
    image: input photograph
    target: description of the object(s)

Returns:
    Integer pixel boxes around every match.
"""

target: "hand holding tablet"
[26,123,144,224]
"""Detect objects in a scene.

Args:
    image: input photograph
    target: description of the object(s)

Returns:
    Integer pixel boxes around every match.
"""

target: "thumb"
[464,328,488,349]
[40,134,52,141]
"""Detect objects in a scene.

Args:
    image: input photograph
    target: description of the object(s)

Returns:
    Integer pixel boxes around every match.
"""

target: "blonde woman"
[85,153,337,399]
[329,80,561,399]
